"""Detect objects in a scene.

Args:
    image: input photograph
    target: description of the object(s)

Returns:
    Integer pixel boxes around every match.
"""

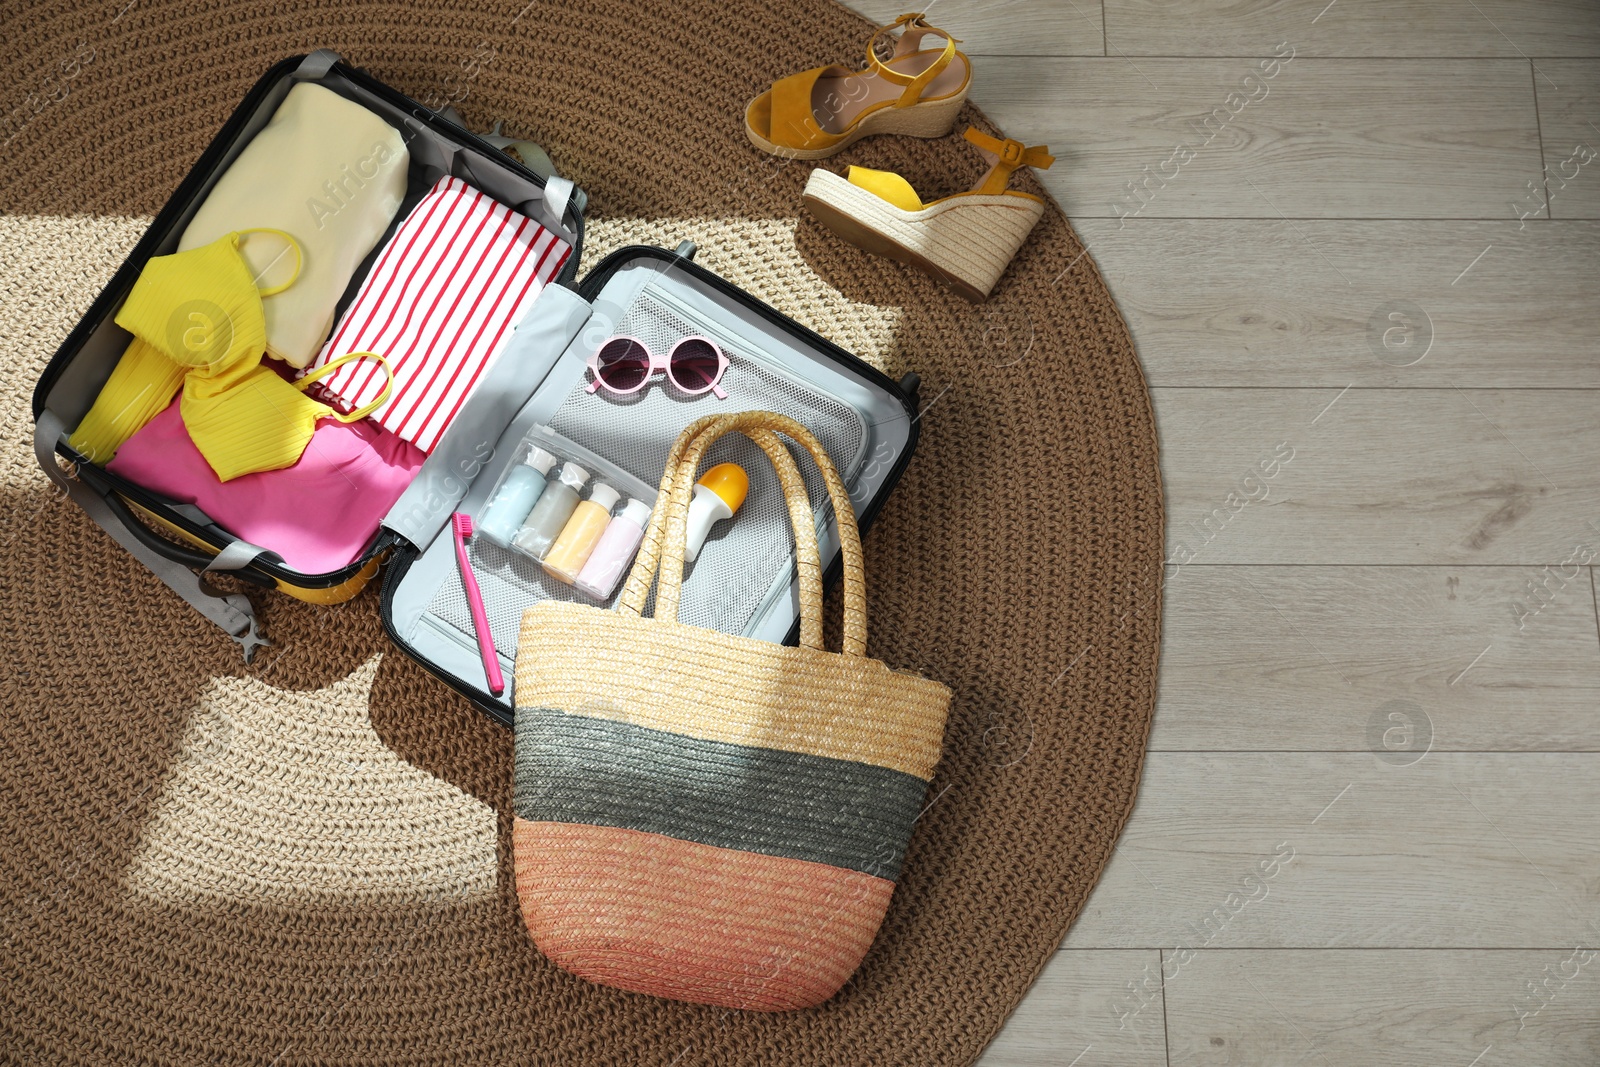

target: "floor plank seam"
[1159,949,1173,1067]
[1532,58,1554,218]
[1589,567,1600,652]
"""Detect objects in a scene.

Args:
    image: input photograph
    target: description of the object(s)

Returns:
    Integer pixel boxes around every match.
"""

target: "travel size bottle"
[513,461,589,559]
[543,483,620,583]
[477,446,558,545]
[573,496,653,600]
[683,463,749,563]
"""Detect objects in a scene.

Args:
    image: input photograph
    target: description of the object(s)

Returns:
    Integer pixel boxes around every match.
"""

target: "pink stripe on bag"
[305,176,571,451]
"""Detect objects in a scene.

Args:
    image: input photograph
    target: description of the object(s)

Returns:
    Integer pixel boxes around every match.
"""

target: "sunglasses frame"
[585,334,730,400]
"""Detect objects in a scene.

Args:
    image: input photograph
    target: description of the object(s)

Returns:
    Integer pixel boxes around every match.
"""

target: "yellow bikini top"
[69,230,392,481]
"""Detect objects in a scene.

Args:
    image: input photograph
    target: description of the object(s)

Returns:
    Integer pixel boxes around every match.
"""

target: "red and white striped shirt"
[306,175,572,452]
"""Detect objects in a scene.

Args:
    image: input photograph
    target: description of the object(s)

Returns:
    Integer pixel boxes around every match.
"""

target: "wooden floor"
[843,2,1600,1063]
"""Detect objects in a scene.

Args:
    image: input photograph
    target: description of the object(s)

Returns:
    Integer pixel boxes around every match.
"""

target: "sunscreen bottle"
[684,463,749,563]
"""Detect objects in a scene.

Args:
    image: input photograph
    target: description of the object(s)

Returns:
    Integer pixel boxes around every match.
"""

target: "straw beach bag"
[511,410,951,1012]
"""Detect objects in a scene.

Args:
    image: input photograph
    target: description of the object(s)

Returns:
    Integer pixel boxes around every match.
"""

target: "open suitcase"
[30,50,922,724]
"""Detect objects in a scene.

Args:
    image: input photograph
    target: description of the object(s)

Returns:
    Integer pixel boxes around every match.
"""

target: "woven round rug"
[0,1,1163,1064]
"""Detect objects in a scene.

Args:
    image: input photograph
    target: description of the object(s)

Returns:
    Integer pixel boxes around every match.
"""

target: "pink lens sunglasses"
[585,335,729,400]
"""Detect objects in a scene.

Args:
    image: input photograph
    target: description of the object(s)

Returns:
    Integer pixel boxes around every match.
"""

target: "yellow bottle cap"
[697,463,748,513]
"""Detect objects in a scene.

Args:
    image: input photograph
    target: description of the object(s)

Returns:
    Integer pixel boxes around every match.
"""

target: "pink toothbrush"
[451,513,504,695]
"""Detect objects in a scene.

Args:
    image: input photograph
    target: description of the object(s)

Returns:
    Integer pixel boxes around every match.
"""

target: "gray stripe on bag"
[514,708,929,881]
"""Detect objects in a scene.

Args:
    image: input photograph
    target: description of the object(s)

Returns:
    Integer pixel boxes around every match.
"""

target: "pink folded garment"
[304,175,572,453]
[107,401,425,575]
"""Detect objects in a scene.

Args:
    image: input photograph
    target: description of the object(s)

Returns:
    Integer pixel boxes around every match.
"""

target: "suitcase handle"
[97,490,275,590]
[33,412,271,662]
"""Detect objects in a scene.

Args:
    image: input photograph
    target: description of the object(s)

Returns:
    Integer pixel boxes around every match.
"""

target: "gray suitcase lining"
[382,256,913,710]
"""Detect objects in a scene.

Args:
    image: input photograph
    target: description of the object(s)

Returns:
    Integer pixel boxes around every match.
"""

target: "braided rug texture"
[0,0,1164,1063]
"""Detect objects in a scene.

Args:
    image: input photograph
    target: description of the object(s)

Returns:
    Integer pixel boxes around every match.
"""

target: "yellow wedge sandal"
[745,13,971,160]
[802,127,1055,302]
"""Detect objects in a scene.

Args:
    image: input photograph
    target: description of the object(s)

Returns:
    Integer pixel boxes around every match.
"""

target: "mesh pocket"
[425,285,868,644]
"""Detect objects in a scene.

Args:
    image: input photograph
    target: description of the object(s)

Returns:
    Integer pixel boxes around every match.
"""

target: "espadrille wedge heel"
[802,127,1055,302]
[745,13,970,160]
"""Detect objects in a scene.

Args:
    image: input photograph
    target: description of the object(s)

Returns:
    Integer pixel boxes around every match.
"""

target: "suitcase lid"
[378,242,922,724]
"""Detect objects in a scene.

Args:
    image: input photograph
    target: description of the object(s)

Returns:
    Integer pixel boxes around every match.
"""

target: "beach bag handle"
[616,411,867,656]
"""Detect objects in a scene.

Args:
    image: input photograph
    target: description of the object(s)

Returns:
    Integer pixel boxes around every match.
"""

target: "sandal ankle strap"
[868,12,962,109]
[964,127,1055,194]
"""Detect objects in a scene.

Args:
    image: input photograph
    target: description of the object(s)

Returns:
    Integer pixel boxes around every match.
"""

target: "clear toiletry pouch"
[510,411,951,1012]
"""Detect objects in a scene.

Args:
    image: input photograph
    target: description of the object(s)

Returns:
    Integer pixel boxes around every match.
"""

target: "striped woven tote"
[512,411,951,1011]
